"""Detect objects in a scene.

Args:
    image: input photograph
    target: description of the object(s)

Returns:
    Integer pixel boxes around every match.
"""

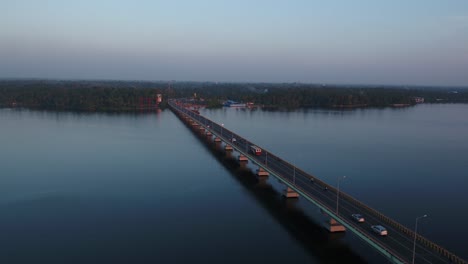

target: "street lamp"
[412,214,428,264]
[336,176,346,214]
[221,123,224,136]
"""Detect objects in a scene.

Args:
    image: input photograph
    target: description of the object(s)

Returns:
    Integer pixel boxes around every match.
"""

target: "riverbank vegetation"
[1,80,467,111]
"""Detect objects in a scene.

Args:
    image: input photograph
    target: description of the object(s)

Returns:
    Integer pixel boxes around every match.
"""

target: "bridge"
[169,99,467,264]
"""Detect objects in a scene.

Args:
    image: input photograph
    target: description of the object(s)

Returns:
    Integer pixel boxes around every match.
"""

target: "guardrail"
[169,99,467,264]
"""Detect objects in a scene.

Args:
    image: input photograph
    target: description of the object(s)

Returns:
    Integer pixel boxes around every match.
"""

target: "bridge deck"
[170,100,467,264]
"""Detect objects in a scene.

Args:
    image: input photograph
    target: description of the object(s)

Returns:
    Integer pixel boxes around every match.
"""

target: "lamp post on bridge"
[412,214,428,264]
[336,176,346,215]
[221,123,224,136]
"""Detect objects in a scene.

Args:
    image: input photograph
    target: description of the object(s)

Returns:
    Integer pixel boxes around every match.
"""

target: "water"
[0,104,467,263]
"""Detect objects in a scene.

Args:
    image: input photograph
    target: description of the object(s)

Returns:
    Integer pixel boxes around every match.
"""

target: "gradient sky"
[1,0,468,86]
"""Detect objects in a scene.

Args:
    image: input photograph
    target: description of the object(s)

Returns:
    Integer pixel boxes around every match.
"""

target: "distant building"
[156,94,162,103]
[223,100,246,107]
[413,97,425,103]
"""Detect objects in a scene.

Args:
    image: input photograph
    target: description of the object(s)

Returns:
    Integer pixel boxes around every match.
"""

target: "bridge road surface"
[170,100,467,264]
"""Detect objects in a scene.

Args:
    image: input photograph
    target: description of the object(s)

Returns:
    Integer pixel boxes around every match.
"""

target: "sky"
[1,0,468,86]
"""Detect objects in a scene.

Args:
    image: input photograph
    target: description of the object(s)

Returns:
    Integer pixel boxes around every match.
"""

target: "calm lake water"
[1,104,467,263]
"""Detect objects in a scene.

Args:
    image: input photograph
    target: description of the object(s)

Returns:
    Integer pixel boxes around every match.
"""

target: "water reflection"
[180,116,369,264]
[201,104,468,260]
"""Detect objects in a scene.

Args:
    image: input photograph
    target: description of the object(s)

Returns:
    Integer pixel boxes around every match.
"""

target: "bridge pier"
[285,198,299,211]
[326,218,346,233]
[238,161,248,170]
[256,168,269,177]
[168,101,467,264]
[224,144,233,151]
[283,187,299,198]
[256,176,270,188]
[238,154,248,162]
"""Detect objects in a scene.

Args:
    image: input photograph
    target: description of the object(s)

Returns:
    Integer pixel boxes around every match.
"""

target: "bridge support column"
[283,187,299,198]
[225,144,233,151]
[256,176,270,188]
[256,168,269,177]
[215,141,222,151]
[285,198,298,211]
[327,218,346,233]
[238,154,248,162]
[205,131,212,137]
[214,137,221,142]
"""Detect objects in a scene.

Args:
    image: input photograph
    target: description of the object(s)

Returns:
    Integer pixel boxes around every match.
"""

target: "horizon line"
[0,77,467,89]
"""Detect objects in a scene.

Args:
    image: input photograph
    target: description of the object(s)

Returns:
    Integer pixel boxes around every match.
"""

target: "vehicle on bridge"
[169,99,468,264]
[351,214,365,223]
[250,145,262,156]
[371,225,388,236]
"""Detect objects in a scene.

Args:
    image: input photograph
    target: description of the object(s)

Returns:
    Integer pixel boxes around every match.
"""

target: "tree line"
[0,80,467,111]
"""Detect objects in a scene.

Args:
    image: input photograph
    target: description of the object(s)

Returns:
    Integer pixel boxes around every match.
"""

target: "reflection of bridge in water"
[169,99,467,264]
[190,123,368,264]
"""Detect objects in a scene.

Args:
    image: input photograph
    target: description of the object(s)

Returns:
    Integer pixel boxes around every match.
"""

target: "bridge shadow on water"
[182,121,369,264]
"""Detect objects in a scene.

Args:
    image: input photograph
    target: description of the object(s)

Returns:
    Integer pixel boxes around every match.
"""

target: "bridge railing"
[256,141,465,263]
[169,99,467,264]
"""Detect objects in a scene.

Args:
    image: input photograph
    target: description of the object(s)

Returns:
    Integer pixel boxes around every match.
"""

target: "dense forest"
[0,79,467,112]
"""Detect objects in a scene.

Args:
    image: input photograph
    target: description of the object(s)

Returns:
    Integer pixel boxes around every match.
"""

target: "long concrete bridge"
[169,99,467,264]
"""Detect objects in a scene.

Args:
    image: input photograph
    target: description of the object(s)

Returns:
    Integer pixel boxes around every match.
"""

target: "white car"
[371,225,388,236]
[351,214,365,223]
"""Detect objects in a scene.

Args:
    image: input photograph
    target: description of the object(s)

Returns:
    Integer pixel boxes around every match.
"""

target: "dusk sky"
[1,0,468,86]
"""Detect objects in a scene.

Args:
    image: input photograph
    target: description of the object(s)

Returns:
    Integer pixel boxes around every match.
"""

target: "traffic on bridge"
[169,99,467,264]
